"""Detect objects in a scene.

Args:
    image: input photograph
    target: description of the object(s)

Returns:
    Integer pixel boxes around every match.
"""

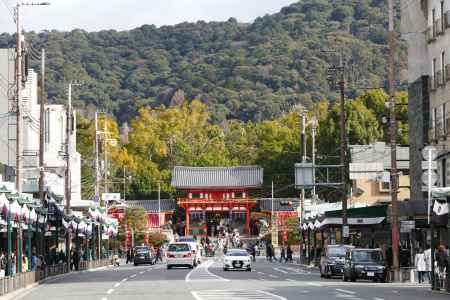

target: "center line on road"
[335,289,356,295]
[106,289,114,295]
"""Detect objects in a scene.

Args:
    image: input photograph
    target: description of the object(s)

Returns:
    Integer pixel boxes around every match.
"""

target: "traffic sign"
[421,170,438,186]
[422,146,438,161]
[101,193,121,201]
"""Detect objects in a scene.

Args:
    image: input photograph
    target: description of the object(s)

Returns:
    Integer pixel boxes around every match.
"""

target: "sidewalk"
[0,261,113,300]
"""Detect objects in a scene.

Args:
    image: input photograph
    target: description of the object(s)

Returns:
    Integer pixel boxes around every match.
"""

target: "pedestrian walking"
[424,245,432,284]
[280,246,286,263]
[286,245,293,263]
[415,248,427,283]
[156,247,163,263]
[126,248,132,264]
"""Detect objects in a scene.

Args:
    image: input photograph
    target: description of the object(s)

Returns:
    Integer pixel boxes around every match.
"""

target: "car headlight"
[355,265,365,269]
[377,266,385,270]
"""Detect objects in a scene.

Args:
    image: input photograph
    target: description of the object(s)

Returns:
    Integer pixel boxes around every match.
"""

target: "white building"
[401,1,450,199]
[0,49,82,202]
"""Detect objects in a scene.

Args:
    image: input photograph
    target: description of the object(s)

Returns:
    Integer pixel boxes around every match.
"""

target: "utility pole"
[39,48,45,204]
[94,112,100,203]
[15,2,23,193]
[104,114,108,194]
[158,182,161,232]
[388,0,400,282]
[300,112,307,224]
[338,53,349,245]
[65,83,73,258]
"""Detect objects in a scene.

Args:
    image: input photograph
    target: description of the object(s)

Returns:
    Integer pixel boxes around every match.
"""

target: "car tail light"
[183,252,192,258]
[167,253,175,258]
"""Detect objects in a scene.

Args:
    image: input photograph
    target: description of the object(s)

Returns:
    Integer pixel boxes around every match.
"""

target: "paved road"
[18,257,449,300]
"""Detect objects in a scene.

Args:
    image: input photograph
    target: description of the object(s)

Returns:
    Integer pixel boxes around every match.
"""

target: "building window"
[441,1,445,32]
[433,58,437,87]
[433,8,436,36]
[442,158,447,187]
[442,51,446,82]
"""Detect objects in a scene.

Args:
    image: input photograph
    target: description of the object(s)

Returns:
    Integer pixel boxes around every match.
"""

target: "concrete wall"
[0,49,15,168]
[351,176,411,206]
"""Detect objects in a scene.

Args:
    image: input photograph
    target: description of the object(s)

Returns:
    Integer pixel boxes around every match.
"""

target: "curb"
[0,264,113,300]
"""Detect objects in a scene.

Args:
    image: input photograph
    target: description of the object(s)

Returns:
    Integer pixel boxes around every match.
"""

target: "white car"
[166,243,197,269]
[176,237,202,265]
[223,249,252,271]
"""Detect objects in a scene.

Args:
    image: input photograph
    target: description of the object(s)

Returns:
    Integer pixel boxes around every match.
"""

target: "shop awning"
[319,217,385,228]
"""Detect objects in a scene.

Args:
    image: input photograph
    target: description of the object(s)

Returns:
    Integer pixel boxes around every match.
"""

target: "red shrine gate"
[171,166,263,236]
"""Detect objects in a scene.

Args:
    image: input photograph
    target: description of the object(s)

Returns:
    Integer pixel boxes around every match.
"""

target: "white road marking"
[130,274,137,278]
[269,274,279,278]
[374,298,384,300]
[106,289,114,294]
[186,260,229,282]
[274,267,289,274]
[392,291,399,294]
[114,282,120,288]
[191,289,286,300]
[121,278,128,283]
[286,278,295,282]
[306,282,322,287]
[101,298,107,300]
[139,271,145,274]
[335,289,356,295]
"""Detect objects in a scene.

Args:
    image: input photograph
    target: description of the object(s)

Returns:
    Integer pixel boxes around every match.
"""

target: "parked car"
[342,248,387,282]
[133,246,156,266]
[320,245,353,278]
[223,249,252,271]
[166,243,196,269]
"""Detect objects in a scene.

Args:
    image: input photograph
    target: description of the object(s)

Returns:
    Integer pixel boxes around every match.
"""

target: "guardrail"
[0,259,110,297]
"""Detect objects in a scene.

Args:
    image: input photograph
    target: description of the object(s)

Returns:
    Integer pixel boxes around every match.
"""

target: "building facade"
[401,0,450,193]
[0,49,81,202]
[171,166,263,236]
[349,142,411,206]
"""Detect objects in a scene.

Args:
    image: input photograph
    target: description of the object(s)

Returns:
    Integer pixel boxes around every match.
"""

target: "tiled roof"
[171,166,263,189]
[126,199,176,213]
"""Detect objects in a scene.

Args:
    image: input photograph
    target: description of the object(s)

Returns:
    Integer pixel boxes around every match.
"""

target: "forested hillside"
[0,0,406,123]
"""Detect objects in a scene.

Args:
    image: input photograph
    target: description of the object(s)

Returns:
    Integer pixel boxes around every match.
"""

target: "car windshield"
[353,250,383,262]
[178,238,195,242]
[135,247,149,253]
[328,247,347,257]
[168,244,190,252]
[226,251,248,257]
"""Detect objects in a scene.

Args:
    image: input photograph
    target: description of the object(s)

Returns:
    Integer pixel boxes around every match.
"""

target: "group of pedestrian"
[414,246,432,284]
[279,245,293,263]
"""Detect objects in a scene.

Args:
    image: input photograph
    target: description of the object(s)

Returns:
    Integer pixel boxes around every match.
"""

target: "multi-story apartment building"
[0,49,82,202]
[401,0,450,197]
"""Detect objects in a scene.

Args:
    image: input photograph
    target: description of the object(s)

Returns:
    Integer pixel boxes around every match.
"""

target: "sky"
[0,0,295,33]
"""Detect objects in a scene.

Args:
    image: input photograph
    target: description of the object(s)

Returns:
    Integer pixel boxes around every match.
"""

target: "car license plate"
[367,272,375,277]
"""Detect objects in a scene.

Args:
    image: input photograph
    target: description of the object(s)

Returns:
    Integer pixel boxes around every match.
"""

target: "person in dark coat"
[126,248,132,264]
[286,245,293,263]
[280,246,286,263]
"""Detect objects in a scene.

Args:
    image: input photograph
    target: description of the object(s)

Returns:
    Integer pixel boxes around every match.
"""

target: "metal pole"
[65,84,72,262]
[7,211,11,276]
[15,2,23,193]
[104,115,108,194]
[428,149,432,224]
[123,167,126,201]
[18,218,22,273]
[94,112,100,201]
[339,52,349,244]
[158,182,161,231]
[27,212,31,271]
[388,0,400,282]
[312,119,317,201]
[39,48,46,205]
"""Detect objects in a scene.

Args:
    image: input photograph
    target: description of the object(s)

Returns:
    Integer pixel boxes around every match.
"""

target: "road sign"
[421,170,438,186]
[422,146,438,161]
[101,193,121,201]
[342,225,350,238]
[400,220,415,233]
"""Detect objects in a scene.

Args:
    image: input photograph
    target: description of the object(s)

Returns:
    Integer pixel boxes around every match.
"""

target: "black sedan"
[134,246,156,266]
[342,248,387,282]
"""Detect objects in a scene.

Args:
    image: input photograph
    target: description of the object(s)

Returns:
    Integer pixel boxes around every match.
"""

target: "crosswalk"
[191,290,286,300]
[186,260,229,282]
